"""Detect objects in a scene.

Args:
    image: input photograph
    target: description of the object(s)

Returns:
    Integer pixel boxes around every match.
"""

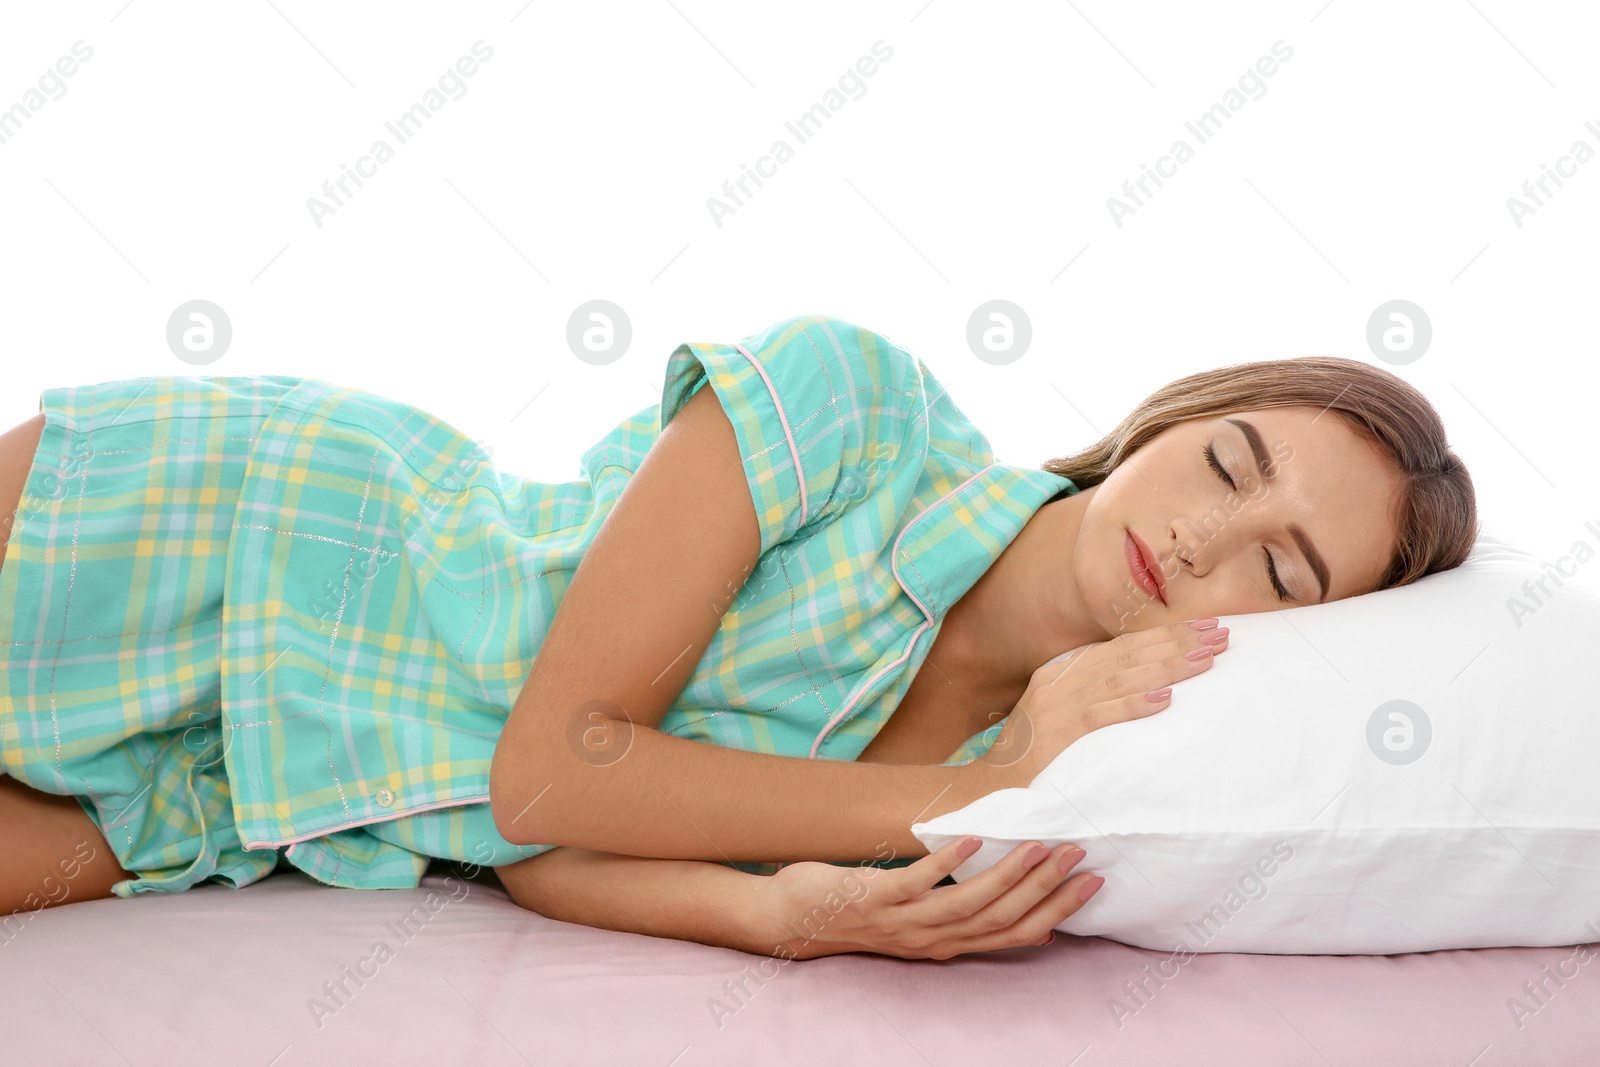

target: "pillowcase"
[911,526,1600,954]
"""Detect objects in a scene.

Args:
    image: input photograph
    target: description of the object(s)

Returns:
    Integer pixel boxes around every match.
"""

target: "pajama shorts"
[0,375,305,898]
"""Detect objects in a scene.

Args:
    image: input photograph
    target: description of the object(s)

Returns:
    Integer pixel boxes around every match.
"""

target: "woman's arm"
[489,383,1023,863]
[493,845,778,955]
[492,835,1098,961]
[493,714,1007,864]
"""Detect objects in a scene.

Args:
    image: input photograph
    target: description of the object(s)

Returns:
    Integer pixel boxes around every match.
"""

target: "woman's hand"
[979,618,1231,786]
[752,837,1103,961]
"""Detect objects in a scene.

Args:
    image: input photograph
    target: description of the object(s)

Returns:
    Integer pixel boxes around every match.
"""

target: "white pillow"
[911,526,1600,954]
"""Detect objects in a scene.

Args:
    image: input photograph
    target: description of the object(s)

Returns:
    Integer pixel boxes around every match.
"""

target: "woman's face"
[1072,404,1403,635]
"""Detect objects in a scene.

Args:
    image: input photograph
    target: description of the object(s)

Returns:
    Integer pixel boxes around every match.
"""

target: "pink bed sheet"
[4,866,1596,1066]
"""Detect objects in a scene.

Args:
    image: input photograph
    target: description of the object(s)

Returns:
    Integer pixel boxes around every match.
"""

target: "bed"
[6,863,1596,1065]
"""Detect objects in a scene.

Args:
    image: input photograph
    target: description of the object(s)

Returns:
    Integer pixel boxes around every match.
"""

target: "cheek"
[1071,510,1108,585]
[1073,515,1129,616]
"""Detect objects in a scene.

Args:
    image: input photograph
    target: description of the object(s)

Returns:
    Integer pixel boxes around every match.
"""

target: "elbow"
[487,780,524,846]
[491,713,626,849]
[489,771,548,847]
[489,731,566,847]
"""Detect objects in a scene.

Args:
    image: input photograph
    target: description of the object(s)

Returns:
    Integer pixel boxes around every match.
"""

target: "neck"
[933,483,1108,696]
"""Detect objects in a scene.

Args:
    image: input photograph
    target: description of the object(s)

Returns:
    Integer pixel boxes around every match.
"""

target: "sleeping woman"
[0,314,1476,961]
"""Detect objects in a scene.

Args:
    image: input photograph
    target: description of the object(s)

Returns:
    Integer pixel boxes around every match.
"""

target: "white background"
[2,1,1595,563]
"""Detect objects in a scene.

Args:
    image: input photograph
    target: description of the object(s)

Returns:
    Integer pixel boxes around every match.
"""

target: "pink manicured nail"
[1022,845,1051,870]
[1058,847,1086,874]
[1188,618,1220,630]
[1146,687,1172,702]
[1200,627,1230,645]
[1184,646,1214,661]
[956,836,981,859]
[1077,876,1105,902]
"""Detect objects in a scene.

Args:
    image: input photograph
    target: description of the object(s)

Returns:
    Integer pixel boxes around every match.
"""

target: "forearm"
[499,845,787,957]
[490,720,1009,864]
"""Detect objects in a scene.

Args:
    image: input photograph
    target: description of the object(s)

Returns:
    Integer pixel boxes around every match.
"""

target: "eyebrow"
[1223,417,1332,603]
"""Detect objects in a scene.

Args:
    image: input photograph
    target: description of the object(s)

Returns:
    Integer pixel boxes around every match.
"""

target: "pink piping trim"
[729,341,808,528]
[244,792,490,850]
[806,462,1004,759]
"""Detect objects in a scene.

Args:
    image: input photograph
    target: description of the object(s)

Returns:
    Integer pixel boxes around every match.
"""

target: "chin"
[1125,601,1166,635]
[1097,583,1151,636]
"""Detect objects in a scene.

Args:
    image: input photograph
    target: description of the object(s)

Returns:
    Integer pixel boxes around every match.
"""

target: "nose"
[1173,494,1279,581]
[1171,515,1222,578]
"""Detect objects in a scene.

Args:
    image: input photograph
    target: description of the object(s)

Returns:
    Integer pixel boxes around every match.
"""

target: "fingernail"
[1058,847,1086,874]
[1200,627,1230,645]
[1022,844,1050,870]
[956,836,981,859]
[1184,646,1214,661]
[1146,687,1172,702]
[1077,875,1105,902]
[1188,618,1220,630]
[1037,932,1056,946]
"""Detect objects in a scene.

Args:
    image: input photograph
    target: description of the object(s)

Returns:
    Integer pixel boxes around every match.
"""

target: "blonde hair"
[1040,356,1478,592]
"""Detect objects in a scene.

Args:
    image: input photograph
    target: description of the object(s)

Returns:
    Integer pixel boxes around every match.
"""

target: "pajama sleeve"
[660,313,920,558]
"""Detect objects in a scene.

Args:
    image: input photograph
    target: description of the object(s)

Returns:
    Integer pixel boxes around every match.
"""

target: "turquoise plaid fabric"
[0,376,295,896]
[0,314,1077,895]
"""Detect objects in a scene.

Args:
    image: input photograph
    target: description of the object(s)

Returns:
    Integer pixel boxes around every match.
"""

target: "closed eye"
[1203,442,1295,603]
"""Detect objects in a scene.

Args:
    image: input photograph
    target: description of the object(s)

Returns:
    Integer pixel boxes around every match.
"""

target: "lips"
[1125,529,1167,606]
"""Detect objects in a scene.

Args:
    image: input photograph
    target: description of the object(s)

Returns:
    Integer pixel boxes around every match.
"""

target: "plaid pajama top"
[4,314,1078,893]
